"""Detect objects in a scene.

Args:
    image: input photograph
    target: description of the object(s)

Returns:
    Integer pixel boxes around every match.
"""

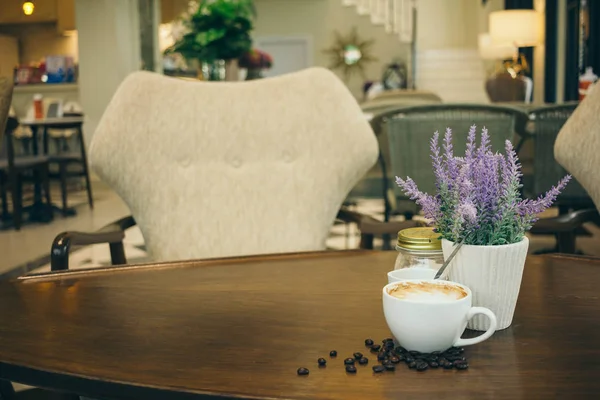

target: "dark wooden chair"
[0,80,52,230]
[0,117,53,230]
[42,115,94,215]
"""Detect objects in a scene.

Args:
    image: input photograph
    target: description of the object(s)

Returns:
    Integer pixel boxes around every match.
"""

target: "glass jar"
[394,227,444,279]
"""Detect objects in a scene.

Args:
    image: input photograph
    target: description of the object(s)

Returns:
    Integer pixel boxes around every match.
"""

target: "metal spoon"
[434,241,463,279]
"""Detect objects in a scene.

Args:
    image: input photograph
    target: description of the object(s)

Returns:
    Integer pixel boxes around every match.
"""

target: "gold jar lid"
[397,227,442,251]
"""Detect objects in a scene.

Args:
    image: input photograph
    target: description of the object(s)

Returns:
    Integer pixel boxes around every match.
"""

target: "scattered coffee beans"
[297,343,470,376]
[416,361,429,371]
[455,362,469,370]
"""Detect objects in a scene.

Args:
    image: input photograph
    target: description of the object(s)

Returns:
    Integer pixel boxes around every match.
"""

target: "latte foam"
[387,281,467,303]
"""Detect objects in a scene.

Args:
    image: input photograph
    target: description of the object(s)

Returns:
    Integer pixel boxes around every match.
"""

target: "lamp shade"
[478,33,517,60]
[489,10,542,47]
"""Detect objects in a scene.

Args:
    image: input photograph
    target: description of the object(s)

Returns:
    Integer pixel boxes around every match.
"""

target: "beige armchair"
[51,68,383,269]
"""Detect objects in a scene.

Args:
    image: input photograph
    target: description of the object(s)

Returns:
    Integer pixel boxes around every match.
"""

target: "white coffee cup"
[382,279,497,353]
[387,268,437,283]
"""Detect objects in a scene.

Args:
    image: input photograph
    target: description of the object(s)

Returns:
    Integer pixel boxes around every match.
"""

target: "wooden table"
[1,251,599,399]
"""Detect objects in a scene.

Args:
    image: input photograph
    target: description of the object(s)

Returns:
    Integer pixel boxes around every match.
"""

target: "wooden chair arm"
[51,216,137,271]
[530,209,598,234]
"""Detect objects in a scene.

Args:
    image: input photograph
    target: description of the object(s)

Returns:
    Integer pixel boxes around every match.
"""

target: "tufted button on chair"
[50,67,398,269]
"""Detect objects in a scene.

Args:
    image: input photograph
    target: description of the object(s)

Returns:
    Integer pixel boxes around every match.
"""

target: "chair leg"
[84,166,94,209]
[11,175,22,231]
[42,165,52,215]
[360,233,374,250]
[0,174,8,220]
[59,163,69,216]
[77,126,94,209]
[556,231,576,254]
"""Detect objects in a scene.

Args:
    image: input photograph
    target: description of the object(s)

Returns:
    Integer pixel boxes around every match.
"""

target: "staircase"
[342,0,490,103]
[341,0,416,43]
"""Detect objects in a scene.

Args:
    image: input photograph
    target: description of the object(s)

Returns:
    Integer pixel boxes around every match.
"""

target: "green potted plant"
[395,126,570,330]
[167,0,255,81]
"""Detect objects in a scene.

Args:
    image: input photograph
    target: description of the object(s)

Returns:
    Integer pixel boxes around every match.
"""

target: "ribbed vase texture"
[442,237,529,331]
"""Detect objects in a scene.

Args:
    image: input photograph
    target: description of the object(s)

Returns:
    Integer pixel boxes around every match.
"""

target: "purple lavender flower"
[394,126,571,245]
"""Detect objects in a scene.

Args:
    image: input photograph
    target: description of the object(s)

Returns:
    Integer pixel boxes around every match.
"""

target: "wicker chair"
[370,104,529,223]
[528,102,600,253]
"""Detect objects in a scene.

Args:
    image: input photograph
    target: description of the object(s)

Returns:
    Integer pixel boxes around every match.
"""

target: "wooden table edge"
[0,361,282,400]
[17,249,372,282]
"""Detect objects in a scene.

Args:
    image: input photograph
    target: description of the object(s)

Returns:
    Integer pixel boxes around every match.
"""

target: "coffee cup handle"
[453,307,497,347]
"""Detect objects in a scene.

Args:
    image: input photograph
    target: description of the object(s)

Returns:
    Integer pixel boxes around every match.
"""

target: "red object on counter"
[33,94,44,120]
[579,67,598,101]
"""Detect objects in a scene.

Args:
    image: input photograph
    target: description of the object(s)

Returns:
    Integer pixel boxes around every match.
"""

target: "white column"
[76,0,141,144]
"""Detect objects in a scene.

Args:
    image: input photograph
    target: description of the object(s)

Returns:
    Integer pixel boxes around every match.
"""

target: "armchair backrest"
[90,68,378,261]
[555,87,600,211]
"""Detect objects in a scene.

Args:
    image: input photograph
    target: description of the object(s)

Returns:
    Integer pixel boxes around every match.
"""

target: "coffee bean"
[346,365,357,373]
[396,346,407,353]
[297,367,309,376]
[344,358,355,365]
[404,356,415,363]
[377,352,387,361]
[329,350,337,357]
[455,362,469,370]
[429,361,439,368]
[370,344,381,352]
[443,362,454,370]
[447,356,466,362]
[318,358,326,366]
[397,354,405,362]
[431,351,441,356]
[408,361,417,369]
[384,364,396,371]
[382,359,392,366]
[353,352,363,360]
[358,357,369,365]
[365,338,374,346]
[390,356,400,364]
[438,358,448,365]
[409,351,421,356]
[416,361,429,371]
[384,341,395,349]
[372,365,385,373]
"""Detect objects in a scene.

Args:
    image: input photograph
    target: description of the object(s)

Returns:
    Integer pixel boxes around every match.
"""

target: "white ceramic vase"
[441,237,529,331]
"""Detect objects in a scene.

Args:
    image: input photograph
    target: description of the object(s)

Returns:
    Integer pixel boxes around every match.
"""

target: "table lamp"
[489,9,542,74]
